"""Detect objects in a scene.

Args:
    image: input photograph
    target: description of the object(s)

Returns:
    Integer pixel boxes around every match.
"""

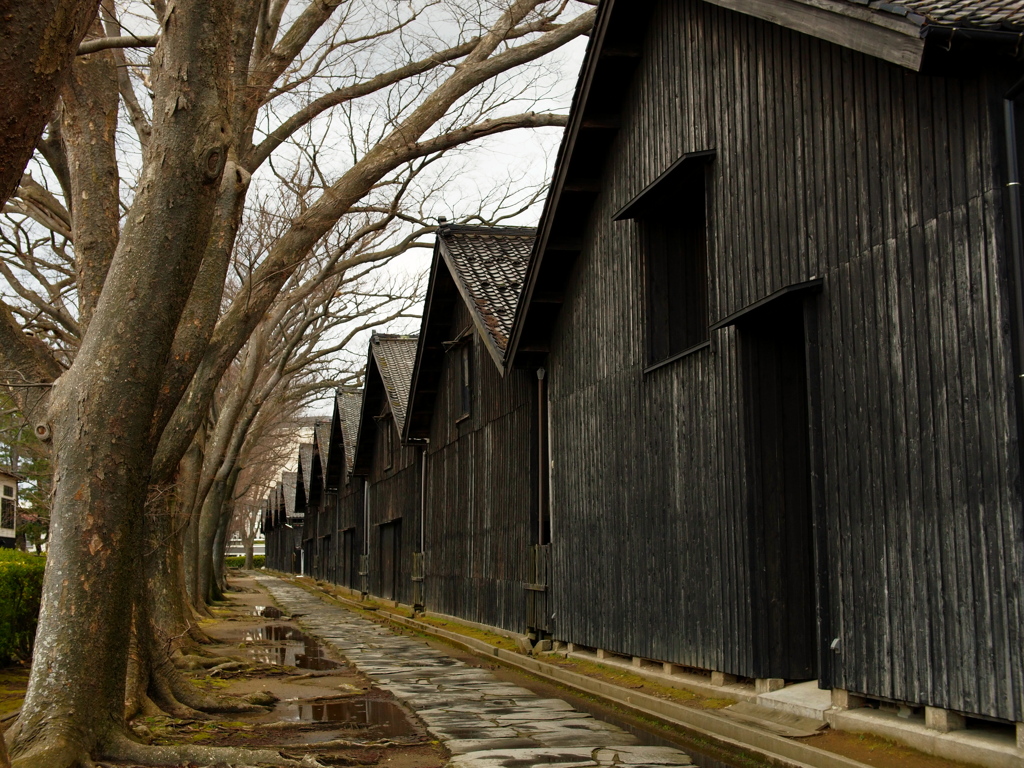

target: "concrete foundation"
[925,706,966,733]
[632,656,643,668]
[831,689,866,710]
[712,671,737,686]
[596,648,610,660]
[662,662,680,675]
[1017,722,1023,750]
[755,678,785,694]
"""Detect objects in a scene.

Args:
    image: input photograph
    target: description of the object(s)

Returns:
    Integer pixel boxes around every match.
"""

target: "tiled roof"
[282,472,301,518]
[371,334,418,432]
[336,389,363,473]
[298,443,315,500]
[315,420,332,476]
[891,0,1024,28]
[439,225,536,356]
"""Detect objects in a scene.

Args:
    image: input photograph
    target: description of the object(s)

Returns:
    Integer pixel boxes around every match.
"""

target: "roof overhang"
[704,0,925,71]
[506,0,1017,369]
[352,343,388,475]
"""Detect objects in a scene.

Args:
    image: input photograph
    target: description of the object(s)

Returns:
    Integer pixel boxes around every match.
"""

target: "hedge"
[0,550,45,665]
[224,554,265,569]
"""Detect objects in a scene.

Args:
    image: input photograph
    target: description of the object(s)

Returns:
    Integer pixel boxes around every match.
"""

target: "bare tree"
[0,1,590,763]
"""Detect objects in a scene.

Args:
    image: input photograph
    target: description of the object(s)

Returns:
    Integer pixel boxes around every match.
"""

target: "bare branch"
[77,35,159,56]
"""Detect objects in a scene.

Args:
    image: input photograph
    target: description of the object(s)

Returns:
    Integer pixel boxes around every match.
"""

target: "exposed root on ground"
[9,732,90,768]
[175,653,238,670]
[156,658,266,715]
[103,732,314,767]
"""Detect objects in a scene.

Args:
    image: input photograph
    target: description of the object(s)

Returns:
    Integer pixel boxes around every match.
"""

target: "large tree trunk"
[0,0,99,206]
[212,467,239,596]
[195,478,227,607]
[9,0,232,762]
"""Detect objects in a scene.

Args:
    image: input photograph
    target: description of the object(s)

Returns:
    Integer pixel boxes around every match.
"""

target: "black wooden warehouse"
[506,0,1024,727]
[351,334,421,605]
[263,473,302,573]
[403,223,543,634]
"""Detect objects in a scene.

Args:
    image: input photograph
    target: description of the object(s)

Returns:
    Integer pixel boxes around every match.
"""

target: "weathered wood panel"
[366,415,420,604]
[422,300,536,633]
[544,0,1023,721]
[335,480,364,590]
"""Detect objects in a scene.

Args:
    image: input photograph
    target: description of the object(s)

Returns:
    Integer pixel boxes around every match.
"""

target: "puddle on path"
[242,625,342,670]
[281,697,415,738]
[245,624,303,642]
[252,605,284,618]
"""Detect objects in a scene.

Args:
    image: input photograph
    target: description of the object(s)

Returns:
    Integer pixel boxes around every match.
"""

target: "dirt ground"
[0,574,447,767]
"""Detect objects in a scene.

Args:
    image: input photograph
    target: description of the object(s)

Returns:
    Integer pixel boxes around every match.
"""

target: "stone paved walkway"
[255,576,694,768]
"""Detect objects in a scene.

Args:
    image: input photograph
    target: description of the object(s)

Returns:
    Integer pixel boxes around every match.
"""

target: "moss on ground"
[415,615,519,652]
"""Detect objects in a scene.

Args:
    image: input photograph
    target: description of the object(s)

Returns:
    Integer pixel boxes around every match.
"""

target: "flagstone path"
[254,575,694,768]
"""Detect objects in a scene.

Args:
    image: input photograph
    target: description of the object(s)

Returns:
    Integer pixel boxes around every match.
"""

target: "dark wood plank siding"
[336,479,364,590]
[545,0,1022,721]
[366,416,420,605]
[423,300,536,633]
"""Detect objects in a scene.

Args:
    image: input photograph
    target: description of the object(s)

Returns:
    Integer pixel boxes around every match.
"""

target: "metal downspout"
[420,444,427,555]
[1004,77,1024,496]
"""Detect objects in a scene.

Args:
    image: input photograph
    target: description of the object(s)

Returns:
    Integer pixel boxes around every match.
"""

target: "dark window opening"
[615,151,713,367]
[1,499,14,529]
[2,485,12,498]
[382,416,394,471]
[458,342,472,421]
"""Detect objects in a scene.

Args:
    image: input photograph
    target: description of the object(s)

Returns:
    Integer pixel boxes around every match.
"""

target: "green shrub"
[0,550,45,664]
[224,554,265,570]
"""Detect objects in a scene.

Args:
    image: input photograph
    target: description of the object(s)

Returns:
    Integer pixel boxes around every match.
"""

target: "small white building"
[0,469,17,548]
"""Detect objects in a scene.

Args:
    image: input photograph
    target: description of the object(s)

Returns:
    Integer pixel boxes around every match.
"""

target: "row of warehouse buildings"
[263,0,1024,750]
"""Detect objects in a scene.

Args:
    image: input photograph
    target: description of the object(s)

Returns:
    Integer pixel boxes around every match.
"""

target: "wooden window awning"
[711,278,823,331]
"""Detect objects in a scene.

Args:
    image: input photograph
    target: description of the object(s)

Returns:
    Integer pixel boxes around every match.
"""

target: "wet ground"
[130,578,449,765]
[254,575,701,768]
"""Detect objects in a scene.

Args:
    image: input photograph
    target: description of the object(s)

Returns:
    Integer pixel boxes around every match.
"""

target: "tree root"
[9,733,88,768]
[175,653,238,670]
[163,666,266,715]
[103,731,314,767]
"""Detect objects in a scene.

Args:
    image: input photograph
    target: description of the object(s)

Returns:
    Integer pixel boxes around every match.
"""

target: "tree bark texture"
[196,478,226,607]
[10,0,233,761]
[0,0,99,206]
[60,21,121,335]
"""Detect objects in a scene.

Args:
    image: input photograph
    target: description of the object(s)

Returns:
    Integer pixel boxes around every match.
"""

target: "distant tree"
[0,399,51,553]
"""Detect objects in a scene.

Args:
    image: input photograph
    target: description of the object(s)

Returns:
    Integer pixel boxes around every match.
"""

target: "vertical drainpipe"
[420,444,427,555]
[363,478,370,596]
[537,367,549,545]
[1004,77,1024,492]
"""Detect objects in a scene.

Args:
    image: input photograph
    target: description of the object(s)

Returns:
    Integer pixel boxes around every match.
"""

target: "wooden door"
[342,528,356,588]
[378,519,402,601]
[741,297,819,681]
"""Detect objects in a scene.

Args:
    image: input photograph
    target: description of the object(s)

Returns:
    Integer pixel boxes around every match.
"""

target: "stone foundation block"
[711,671,737,687]
[755,678,785,694]
[925,706,966,732]
[831,689,866,710]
